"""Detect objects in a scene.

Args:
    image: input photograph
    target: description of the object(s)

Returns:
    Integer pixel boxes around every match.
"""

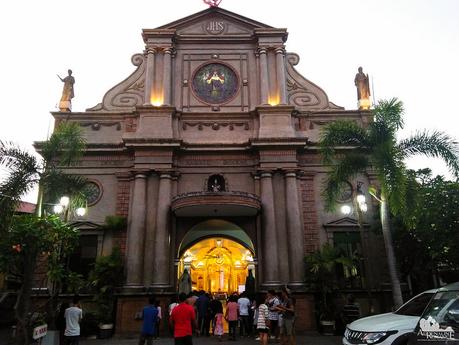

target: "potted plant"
[305,243,355,335]
[88,247,123,339]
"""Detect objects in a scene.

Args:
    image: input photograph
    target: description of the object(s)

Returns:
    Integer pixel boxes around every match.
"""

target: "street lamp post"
[341,181,374,313]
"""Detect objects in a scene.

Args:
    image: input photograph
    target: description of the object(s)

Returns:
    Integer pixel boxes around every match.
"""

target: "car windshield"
[420,291,459,332]
[395,292,435,316]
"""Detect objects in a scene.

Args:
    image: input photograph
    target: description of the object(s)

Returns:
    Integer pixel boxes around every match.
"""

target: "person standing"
[267,290,280,341]
[256,295,270,345]
[139,296,159,345]
[225,295,239,341]
[154,300,162,339]
[277,287,296,345]
[195,290,210,336]
[209,295,223,336]
[170,292,199,345]
[238,291,251,337]
[64,296,83,345]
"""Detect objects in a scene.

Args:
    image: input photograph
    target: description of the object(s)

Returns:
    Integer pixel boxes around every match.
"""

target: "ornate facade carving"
[182,121,249,131]
[87,54,146,112]
[286,53,343,111]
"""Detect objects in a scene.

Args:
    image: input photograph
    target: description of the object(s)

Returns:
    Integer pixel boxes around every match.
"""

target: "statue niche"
[207,174,226,192]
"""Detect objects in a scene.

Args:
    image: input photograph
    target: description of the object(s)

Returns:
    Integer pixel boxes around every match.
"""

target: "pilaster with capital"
[260,172,280,286]
[162,48,174,106]
[152,173,173,288]
[284,171,305,286]
[257,48,269,105]
[275,47,287,105]
[144,48,156,105]
[126,173,147,286]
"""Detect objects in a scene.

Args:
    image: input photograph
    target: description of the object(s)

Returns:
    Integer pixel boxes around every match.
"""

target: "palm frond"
[319,120,369,163]
[0,141,40,172]
[373,98,404,133]
[42,172,89,205]
[398,130,459,178]
[322,153,370,211]
[41,122,86,167]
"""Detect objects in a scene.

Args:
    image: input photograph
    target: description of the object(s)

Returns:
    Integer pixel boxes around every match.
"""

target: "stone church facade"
[51,7,388,334]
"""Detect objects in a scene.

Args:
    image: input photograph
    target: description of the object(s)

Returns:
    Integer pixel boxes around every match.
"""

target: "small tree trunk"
[15,250,37,345]
[380,195,404,308]
[354,197,374,313]
[35,182,44,218]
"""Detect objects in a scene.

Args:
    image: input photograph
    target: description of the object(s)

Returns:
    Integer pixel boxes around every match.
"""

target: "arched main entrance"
[177,220,255,294]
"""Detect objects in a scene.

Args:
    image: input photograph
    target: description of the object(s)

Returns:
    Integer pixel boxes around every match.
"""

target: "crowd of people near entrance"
[137,286,296,345]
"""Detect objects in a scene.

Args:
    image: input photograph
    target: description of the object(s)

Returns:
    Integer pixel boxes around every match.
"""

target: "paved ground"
[80,334,342,345]
[0,329,342,345]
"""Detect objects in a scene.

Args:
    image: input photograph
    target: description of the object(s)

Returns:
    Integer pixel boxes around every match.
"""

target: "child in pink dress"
[214,313,224,341]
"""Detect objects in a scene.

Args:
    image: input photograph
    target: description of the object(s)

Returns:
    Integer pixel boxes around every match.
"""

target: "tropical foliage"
[88,247,124,324]
[0,215,79,345]
[305,243,356,320]
[319,98,459,308]
[0,121,87,344]
[394,169,459,293]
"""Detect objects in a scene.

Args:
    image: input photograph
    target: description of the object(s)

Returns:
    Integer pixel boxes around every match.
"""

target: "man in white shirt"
[64,296,83,345]
[237,291,251,337]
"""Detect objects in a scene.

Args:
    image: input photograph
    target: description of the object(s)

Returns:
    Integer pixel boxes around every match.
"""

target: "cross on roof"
[203,0,222,7]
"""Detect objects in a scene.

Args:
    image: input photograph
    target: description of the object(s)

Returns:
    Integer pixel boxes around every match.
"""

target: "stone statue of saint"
[245,269,255,295]
[354,67,370,102]
[211,178,221,192]
[58,69,75,111]
[178,268,192,294]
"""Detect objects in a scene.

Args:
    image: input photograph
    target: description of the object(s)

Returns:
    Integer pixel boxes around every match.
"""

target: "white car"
[343,289,436,345]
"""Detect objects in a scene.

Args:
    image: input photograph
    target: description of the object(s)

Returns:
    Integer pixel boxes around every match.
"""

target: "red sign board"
[32,324,47,340]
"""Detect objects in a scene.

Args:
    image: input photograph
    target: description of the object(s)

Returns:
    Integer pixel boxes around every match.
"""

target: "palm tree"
[0,121,86,223]
[319,98,459,308]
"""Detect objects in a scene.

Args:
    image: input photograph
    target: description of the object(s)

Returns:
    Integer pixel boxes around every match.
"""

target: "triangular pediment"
[323,217,369,228]
[70,221,103,231]
[156,7,272,32]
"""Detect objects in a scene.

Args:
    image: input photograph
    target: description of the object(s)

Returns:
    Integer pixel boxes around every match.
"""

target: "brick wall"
[114,173,131,256]
[300,175,320,255]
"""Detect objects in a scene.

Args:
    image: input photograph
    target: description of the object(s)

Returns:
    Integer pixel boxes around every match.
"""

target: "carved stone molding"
[80,122,122,131]
[87,53,146,112]
[286,53,344,111]
[182,121,250,131]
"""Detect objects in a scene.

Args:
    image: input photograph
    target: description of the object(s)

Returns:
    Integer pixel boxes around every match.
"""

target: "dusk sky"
[1,0,458,201]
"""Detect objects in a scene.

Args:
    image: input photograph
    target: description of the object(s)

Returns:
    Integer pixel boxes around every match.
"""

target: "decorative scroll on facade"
[286,53,343,111]
[87,54,146,112]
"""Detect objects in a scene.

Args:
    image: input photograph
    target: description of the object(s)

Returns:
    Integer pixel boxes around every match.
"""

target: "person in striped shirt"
[256,295,270,345]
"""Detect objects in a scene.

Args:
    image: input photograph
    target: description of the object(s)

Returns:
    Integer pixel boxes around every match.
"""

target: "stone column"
[284,171,305,286]
[258,48,269,105]
[275,48,287,105]
[143,173,159,286]
[163,48,173,106]
[144,48,155,105]
[126,173,147,286]
[260,172,280,286]
[152,173,172,288]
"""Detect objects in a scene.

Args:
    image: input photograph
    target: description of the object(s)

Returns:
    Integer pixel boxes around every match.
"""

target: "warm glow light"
[150,93,164,107]
[341,205,352,215]
[268,94,280,106]
[53,205,64,214]
[60,196,70,207]
[359,203,368,213]
[76,207,86,217]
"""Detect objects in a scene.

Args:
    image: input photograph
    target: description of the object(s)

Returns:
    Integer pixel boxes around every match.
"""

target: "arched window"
[207,174,226,192]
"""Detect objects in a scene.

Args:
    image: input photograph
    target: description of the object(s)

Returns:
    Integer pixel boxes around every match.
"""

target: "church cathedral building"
[49,7,388,333]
